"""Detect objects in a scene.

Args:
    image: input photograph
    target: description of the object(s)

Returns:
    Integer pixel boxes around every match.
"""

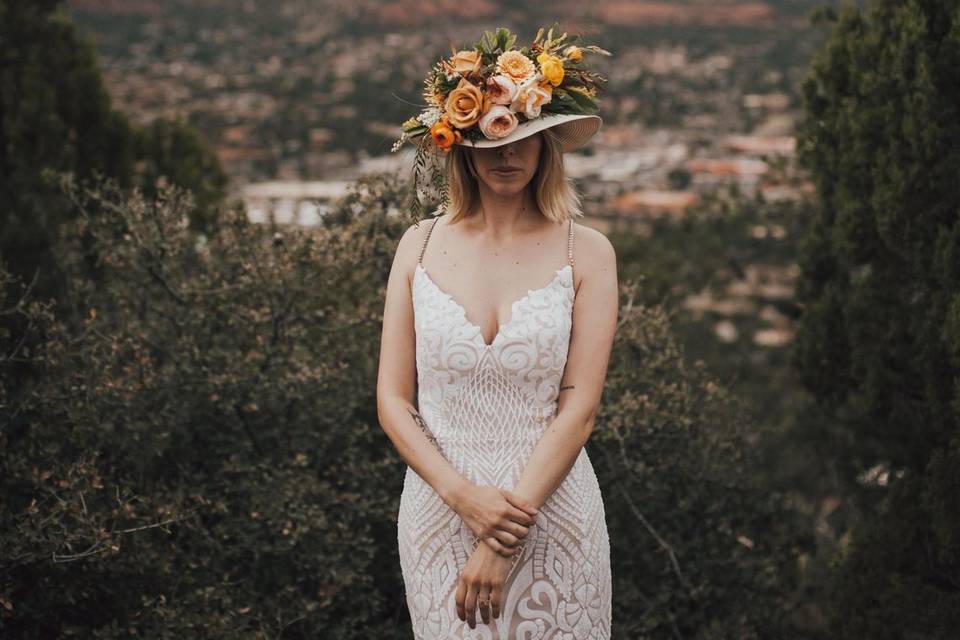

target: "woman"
[378,27,618,638]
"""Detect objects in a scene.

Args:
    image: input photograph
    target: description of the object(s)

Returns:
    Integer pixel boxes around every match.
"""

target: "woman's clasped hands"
[450,483,539,628]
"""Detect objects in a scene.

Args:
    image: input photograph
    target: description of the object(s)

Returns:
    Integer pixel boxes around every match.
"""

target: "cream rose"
[495,50,536,83]
[511,77,553,119]
[485,74,518,106]
[478,105,518,140]
[444,77,488,129]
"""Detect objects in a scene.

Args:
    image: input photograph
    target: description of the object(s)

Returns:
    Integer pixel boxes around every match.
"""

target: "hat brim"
[457,114,602,153]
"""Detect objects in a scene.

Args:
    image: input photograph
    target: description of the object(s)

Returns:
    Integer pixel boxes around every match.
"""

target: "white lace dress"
[397,215,612,639]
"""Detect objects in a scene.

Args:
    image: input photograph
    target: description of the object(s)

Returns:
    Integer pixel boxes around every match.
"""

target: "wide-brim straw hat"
[456,113,602,153]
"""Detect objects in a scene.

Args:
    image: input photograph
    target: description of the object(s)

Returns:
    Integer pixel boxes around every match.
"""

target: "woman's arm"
[376,222,471,506]
[509,225,619,510]
[377,396,470,505]
[378,394,538,553]
[376,222,539,546]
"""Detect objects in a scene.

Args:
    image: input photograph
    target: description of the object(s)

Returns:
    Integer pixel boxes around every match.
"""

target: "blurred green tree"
[0,0,227,304]
[794,0,960,635]
[134,116,229,236]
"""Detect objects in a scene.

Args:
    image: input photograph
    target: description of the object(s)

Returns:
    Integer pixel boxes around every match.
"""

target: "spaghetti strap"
[567,218,575,268]
[418,216,439,266]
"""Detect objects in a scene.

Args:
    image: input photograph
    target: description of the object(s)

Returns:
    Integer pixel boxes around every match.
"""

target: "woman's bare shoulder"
[401,215,440,244]
[571,221,617,281]
[395,213,444,280]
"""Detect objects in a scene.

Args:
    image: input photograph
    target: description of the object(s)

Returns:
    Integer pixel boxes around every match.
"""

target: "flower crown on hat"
[391,24,611,219]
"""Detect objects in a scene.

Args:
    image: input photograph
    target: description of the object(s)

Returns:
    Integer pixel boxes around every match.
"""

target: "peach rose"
[485,74,518,106]
[449,49,482,76]
[495,50,536,83]
[431,119,461,151]
[444,77,488,129]
[537,53,564,86]
[478,105,518,140]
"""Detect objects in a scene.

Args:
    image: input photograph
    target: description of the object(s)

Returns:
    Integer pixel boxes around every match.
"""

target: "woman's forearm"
[377,395,470,508]
[511,408,593,511]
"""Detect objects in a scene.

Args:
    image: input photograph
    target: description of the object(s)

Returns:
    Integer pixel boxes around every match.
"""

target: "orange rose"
[445,77,489,129]
[430,120,461,151]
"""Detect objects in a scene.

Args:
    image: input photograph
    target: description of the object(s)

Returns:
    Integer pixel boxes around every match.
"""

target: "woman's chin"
[481,180,530,196]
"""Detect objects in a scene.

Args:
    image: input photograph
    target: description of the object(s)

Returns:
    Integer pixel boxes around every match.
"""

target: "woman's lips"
[492,168,522,175]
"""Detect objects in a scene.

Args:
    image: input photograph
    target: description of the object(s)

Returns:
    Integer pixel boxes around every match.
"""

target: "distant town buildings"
[242,180,353,226]
[240,123,809,230]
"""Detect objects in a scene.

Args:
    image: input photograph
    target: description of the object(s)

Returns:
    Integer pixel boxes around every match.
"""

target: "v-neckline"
[415,263,572,349]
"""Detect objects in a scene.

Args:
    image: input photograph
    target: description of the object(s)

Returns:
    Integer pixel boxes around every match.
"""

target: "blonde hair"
[443,127,584,225]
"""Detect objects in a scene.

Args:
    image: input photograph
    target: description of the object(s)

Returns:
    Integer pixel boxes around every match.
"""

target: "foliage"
[593,282,806,638]
[133,116,230,236]
[0,170,803,637]
[1,173,409,638]
[824,437,960,639]
[794,0,960,635]
[795,0,960,473]
[0,0,227,306]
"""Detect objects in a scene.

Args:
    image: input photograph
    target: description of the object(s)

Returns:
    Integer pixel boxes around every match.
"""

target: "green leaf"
[561,87,599,112]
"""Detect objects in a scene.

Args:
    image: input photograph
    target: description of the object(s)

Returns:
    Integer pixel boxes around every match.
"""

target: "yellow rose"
[563,46,582,63]
[495,50,536,83]
[444,77,488,129]
[449,50,482,76]
[537,53,564,86]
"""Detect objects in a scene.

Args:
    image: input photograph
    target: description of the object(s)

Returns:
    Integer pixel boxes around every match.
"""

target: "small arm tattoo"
[559,385,575,393]
[407,407,442,453]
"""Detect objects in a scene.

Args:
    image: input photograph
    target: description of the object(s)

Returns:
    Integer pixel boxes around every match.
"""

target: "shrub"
[1,172,801,638]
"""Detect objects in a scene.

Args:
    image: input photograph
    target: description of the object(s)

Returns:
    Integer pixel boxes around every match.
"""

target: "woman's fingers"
[501,489,539,516]
[493,528,520,547]
[465,583,478,629]
[484,535,521,558]
[484,536,510,556]
[506,503,537,526]
[482,516,528,545]
[500,516,531,537]
[490,583,503,619]
[478,587,492,625]
[455,577,467,622]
